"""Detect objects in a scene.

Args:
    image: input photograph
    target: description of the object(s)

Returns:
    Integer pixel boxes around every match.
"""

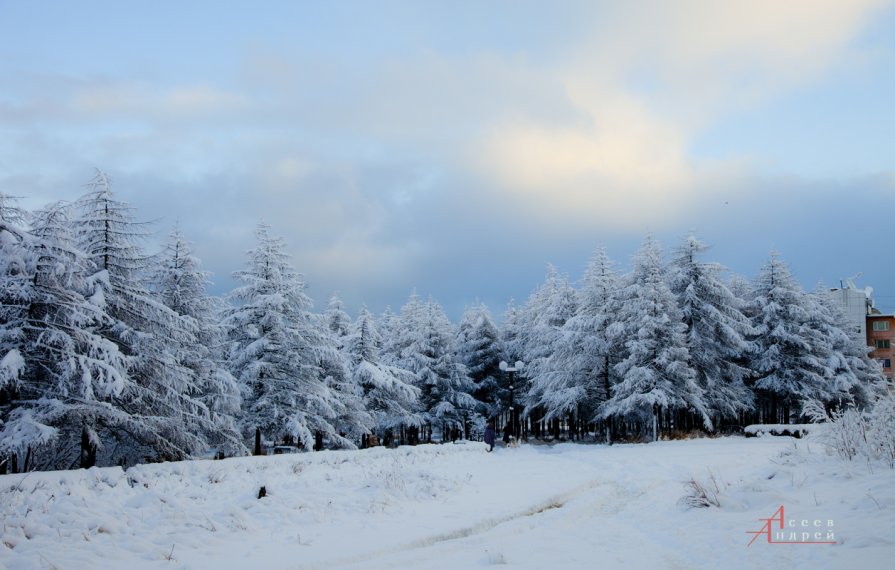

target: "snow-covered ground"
[2,435,893,569]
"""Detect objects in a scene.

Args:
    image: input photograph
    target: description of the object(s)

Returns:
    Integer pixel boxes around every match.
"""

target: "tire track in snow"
[288,477,613,570]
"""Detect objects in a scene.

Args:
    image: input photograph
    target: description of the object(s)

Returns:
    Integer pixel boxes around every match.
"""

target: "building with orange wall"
[867,314,895,382]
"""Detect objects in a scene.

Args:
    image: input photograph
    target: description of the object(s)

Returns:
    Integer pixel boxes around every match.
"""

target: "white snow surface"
[2,436,893,569]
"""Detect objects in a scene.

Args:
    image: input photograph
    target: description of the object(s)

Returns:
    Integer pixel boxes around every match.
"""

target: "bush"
[803,393,895,467]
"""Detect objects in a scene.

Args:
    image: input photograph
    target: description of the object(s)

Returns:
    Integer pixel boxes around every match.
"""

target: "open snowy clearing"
[2,436,893,570]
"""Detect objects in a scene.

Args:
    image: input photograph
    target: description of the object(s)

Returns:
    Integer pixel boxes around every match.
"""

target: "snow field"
[2,436,893,569]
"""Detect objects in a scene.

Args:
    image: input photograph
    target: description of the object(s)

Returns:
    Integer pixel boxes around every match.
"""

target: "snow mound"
[744,423,819,437]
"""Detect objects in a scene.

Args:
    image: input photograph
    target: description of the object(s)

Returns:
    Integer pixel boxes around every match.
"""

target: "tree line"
[0,171,886,472]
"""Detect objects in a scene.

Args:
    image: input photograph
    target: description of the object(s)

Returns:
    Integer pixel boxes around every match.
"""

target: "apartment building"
[867,314,895,381]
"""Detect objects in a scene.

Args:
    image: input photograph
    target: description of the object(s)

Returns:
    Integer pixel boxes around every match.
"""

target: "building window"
[881,359,892,369]
[876,339,891,349]
[873,320,890,331]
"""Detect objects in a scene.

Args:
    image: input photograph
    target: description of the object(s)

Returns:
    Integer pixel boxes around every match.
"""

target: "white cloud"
[72,83,249,119]
[468,0,893,230]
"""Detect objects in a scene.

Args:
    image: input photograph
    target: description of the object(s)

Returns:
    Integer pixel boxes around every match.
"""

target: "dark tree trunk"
[254,427,263,455]
[80,427,97,469]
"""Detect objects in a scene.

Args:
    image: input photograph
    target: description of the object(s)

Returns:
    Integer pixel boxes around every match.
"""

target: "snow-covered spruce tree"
[808,286,886,410]
[530,248,619,439]
[224,223,350,452]
[346,307,421,442]
[325,294,352,342]
[149,226,245,457]
[748,253,830,424]
[0,200,145,472]
[455,303,502,430]
[0,195,34,471]
[668,234,755,428]
[74,171,214,466]
[500,299,522,366]
[381,290,425,370]
[315,308,374,446]
[600,236,710,441]
[519,265,577,439]
[319,293,374,442]
[399,298,477,442]
[376,305,400,366]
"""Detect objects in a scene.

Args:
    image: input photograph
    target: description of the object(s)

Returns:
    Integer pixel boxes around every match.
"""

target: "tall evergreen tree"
[520,265,577,436]
[1,199,131,470]
[149,226,244,456]
[668,235,755,425]
[224,223,346,451]
[397,297,477,441]
[73,171,212,465]
[325,294,352,341]
[749,253,830,423]
[600,236,710,440]
[346,308,421,437]
[532,248,618,429]
[455,304,502,423]
[809,286,885,410]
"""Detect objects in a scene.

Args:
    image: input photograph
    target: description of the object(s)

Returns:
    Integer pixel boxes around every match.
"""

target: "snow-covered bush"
[680,469,726,508]
[803,393,895,467]
[867,393,895,468]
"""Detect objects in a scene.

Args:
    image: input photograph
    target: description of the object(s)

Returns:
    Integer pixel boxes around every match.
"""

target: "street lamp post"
[499,360,525,443]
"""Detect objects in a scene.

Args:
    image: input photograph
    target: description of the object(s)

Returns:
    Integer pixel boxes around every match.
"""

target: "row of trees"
[1,172,887,472]
[515,237,883,442]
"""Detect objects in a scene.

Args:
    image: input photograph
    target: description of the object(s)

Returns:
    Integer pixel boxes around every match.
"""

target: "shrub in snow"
[803,394,895,467]
[680,470,725,508]
[867,393,895,468]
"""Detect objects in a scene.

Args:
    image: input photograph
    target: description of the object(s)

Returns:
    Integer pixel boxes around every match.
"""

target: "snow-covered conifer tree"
[1,199,131,471]
[73,171,215,465]
[398,298,477,441]
[325,294,352,342]
[224,223,346,451]
[600,236,710,440]
[346,308,421,438]
[149,226,244,456]
[519,265,577,437]
[808,286,885,410]
[455,304,502,425]
[532,248,619,434]
[668,234,755,426]
[748,253,830,423]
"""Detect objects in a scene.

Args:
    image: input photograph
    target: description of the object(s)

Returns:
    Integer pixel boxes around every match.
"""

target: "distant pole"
[499,360,525,443]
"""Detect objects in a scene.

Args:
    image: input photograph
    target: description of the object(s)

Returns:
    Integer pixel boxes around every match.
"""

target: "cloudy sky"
[2,0,894,319]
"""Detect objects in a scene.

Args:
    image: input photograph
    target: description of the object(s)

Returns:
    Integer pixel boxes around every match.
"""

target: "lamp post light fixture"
[499,360,525,442]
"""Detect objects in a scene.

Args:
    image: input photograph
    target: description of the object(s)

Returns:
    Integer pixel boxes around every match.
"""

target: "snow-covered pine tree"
[809,286,886,410]
[519,265,577,439]
[325,294,352,342]
[376,305,400,366]
[225,223,347,452]
[748,253,830,424]
[381,290,425,370]
[73,171,213,466]
[668,234,755,428]
[500,299,522,366]
[4,200,139,471]
[0,199,131,471]
[600,236,710,441]
[532,247,619,439]
[315,307,373,447]
[455,303,502,431]
[399,298,477,442]
[346,307,421,442]
[149,226,245,457]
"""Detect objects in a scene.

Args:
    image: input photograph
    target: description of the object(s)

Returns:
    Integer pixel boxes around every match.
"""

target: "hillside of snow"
[2,436,893,569]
